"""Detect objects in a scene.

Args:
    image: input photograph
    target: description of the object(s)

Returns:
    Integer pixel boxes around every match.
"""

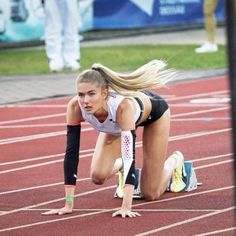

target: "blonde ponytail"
[91,60,176,97]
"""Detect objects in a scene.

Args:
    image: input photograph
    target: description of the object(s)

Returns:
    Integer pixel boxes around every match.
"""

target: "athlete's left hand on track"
[112,209,141,218]
[41,207,72,216]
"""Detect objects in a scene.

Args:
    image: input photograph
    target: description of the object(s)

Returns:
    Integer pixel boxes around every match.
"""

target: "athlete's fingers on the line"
[133,212,141,217]
[41,209,59,215]
[42,208,72,215]
[112,212,119,217]
[126,211,140,218]
[58,209,72,215]
[58,210,65,215]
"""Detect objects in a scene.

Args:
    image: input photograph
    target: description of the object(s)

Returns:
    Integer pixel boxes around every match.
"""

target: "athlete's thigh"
[141,109,170,192]
[90,132,121,177]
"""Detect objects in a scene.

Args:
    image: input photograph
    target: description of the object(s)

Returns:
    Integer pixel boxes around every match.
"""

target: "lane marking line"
[25,208,224,213]
[0,125,231,147]
[0,113,65,125]
[0,129,232,174]
[0,152,232,196]
[0,90,229,126]
[171,117,230,121]
[167,90,228,102]
[0,123,67,128]
[172,107,228,118]
[0,178,91,196]
[0,104,67,108]
[0,186,234,233]
[134,206,235,236]
[195,227,236,236]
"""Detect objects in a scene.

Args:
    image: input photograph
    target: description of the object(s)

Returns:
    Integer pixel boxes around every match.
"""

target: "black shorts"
[136,90,169,127]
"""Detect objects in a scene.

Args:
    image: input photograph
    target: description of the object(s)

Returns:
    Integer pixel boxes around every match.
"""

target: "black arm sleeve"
[64,124,81,185]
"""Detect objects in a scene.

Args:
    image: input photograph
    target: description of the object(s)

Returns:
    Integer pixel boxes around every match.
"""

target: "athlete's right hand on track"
[112,208,141,218]
[42,206,73,215]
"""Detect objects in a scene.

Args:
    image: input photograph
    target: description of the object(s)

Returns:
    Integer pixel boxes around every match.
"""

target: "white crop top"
[79,92,141,135]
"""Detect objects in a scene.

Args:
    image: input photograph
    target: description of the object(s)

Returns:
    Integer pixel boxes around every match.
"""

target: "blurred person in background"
[43,0,81,72]
[195,0,219,53]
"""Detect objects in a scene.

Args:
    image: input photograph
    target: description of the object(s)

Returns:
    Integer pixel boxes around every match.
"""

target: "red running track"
[0,76,235,236]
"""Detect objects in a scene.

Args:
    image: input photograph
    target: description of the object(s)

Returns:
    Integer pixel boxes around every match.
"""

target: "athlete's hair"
[76,60,176,97]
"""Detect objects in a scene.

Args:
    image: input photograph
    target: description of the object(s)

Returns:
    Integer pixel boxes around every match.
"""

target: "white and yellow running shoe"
[114,168,143,199]
[114,170,124,198]
[170,151,186,193]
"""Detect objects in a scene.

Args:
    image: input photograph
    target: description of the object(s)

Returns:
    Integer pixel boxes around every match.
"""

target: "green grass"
[0,44,227,76]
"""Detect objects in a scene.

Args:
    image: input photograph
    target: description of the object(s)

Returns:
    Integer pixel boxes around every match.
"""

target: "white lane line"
[0,124,231,146]
[0,154,233,195]
[0,153,64,166]
[0,105,228,128]
[0,128,231,174]
[0,90,229,126]
[0,148,94,166]
[195,160,234,170]
[0,186,234,233]
[27,208,221,213]
[169,128,231,141]
[172,107,228,118]
[134,206,235,236]
[0,127,94,145]
[0,124,67,128]
[0,152,92,174]
[0,185,117,217]
[195,227,236,236]
[190,97,230,104]
[0,116,231,129]
[0,106,230,145]
[167,90,228,102]
[0,153,233,195]
[0,104,67,108]
[192,153,233,163]
[0,159,63,174]
[0,130,66,145]
[0,145,231,167]
[0,122,92,129]
[0,178,91,196]
[171,117,230,121]
[170,103,229,107]
[0,113,65,125]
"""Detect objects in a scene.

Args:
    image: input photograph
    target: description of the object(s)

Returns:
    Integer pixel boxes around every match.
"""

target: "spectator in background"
[44,0,81,72]
[195,0,219,53]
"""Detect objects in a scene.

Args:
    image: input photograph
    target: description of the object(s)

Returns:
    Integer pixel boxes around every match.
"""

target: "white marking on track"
[134,206,235,236]
[190,98,230,104]
[0,152,232,196]
[167,90,228,102]
[0,104,67,108]
[0,186,234,233]
[0,127,94,145]
[0,123,66,128]
[195,227,236,236]
[0,113,65,125]
[0,128,231,174]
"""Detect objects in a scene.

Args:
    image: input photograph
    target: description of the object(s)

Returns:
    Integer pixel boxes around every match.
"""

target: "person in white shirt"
[44,0,80,72]
[42,60,186,218]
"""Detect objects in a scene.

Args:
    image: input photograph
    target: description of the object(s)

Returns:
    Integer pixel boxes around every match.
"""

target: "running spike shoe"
[170,151,186,192]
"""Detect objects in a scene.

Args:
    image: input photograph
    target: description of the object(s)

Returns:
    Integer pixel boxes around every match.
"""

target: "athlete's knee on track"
[90,171,106,185]
[142,188,162,201]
